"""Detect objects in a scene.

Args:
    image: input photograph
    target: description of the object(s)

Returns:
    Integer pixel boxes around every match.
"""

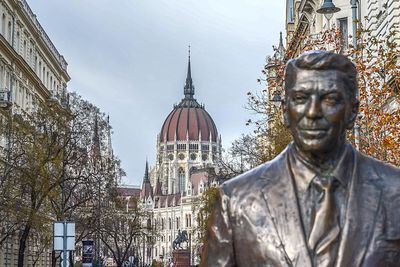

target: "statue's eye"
[323,94,341,105]
[292,93,308,103]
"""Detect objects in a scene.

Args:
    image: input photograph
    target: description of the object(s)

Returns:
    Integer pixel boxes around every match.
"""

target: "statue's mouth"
[299,129,328,138]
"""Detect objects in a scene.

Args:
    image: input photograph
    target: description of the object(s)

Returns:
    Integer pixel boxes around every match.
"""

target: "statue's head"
[283,51,359,155]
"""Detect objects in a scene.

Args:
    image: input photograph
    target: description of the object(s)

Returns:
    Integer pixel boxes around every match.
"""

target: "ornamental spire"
[279,31,284,49]
[143,159,150,183]
[184,45,195,99]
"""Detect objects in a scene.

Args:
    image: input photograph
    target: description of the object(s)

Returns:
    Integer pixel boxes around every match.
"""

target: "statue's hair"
[284,51,358,103]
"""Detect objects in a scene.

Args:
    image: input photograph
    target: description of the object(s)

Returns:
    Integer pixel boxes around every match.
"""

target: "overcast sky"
[28,0,285,185]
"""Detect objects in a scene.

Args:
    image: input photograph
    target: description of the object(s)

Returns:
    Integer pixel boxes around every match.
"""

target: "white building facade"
[286,0,399,54]
[0,0,70,266]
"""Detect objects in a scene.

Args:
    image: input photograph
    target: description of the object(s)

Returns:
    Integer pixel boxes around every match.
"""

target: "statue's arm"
[200,187,236,267]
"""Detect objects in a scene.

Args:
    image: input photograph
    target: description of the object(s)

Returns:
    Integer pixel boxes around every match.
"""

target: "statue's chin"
[295,138,337,154]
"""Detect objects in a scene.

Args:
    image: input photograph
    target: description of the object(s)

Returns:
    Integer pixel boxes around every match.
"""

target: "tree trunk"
[52,250,57,267]
[69,250,74,266]
[17,224,31,267]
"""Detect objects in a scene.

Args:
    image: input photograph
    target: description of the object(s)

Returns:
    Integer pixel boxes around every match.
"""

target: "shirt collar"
[288,142,354,192]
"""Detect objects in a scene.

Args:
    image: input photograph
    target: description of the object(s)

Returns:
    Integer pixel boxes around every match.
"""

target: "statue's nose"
[306,95,323,119]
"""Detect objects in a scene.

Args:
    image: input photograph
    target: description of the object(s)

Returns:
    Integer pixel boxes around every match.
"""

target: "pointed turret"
[276,32,285,60]
[184,46,195,99]
[141,160,153,199]
[279,32,284,50]
[105,115,114,160]
[143,160,150,183]
[91,115,101,162]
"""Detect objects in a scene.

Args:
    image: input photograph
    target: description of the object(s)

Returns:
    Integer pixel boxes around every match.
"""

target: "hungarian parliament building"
[128,54,223,266]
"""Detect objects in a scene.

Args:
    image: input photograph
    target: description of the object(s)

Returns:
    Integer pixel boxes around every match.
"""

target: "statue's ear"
[346,100,359,129]
[282,100,290,127]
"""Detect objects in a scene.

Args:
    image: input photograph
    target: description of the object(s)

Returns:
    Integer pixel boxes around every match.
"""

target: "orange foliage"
[249,25,400,166]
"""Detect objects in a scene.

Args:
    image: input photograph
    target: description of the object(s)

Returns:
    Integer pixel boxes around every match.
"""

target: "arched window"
[16,31,20,52]
[7,21,11,42]
[23,40,27,58]
[178,167,185,193]
[1,14,5,35]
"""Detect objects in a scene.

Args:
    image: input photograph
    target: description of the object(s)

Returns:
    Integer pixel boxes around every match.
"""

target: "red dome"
[160,101,218,142]
[160,53,218,142]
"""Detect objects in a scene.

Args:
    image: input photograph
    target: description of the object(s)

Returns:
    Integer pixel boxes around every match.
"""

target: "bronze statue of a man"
[201,51,400,267]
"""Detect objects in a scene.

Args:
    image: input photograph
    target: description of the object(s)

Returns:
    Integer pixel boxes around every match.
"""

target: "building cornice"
[12,0,70,81]
[0,34,53,101]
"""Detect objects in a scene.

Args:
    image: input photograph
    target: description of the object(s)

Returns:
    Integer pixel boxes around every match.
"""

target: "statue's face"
[285,69,356,154]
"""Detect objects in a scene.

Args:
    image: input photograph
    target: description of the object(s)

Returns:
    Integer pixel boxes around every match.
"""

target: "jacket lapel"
[261,149,313,267]
[336,150,383,267]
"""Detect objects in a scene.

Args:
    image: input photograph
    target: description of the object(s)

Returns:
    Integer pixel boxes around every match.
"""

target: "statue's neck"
[293,141,346,172]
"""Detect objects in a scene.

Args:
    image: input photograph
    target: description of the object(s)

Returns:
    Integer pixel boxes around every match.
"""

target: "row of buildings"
[0,0,118,266]
[0,0,70,265]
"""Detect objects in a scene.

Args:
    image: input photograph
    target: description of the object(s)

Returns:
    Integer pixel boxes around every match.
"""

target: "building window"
[169,218,172,230]
[177,144,186,150]
[178,167,185,193]
[7,21,11,42]
[338,17,348,50]
[189,143,198,151]
[16,31,20,52]
[1,14,5,35]
[201,144,209,151]
[287,0,294,23]
[23,40,27,58]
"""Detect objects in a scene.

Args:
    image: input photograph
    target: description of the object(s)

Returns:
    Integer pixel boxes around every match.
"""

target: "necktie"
[308,175,341,264]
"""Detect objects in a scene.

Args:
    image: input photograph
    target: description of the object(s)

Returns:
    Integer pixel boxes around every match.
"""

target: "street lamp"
[317,0,341,15]
[317,0,341,28]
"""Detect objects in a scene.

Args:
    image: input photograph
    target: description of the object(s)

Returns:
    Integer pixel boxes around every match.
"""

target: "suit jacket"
[200,144,400,267]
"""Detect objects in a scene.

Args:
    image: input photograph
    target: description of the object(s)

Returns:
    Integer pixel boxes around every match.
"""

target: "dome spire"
[184,45,195,99]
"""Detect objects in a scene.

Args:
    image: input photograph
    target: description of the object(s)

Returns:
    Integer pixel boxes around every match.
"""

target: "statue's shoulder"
[357,150,400,186]
[220,148,288,197]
